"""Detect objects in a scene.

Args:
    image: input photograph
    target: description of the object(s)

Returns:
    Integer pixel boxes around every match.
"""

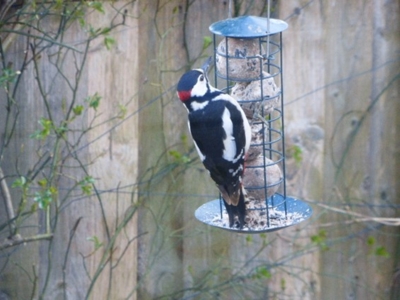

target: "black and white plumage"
[176,60,251,228]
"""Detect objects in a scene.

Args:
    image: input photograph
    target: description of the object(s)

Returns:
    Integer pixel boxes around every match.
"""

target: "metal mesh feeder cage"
[194,16,312,233]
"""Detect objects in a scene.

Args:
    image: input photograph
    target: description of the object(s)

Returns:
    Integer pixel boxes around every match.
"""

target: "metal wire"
[266,0,271,59]
[212,32,287,229]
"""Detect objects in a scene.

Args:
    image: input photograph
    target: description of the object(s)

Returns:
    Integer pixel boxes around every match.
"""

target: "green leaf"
[169,150,191,164]
[40,118,52,128]
[78,16,86,28]
[38,178,47,188]
[84,176,95,184]
[33,188,56,209]
[88,1,105,13]
[87,235,103,250]
[288,144,303,165]
[49,186,58,195]
[118,104,127,119]
[30,202,38,213]
[181,134,188,144]
[202,36,212,50]
[187,265,194,277]
[79,176,95,195]
[100,27,112,35]
[253,266,271,279]
[12,176,26,188]
[73,105,84,116]
[104,36,116,50]
[85,93,101,110]
[311,229,329,251]
[374,246,389,258]
[55,125,68,136]
[54,0,64,10]
[61,98,67,113]
[88,25,99,38]
[31,0,37,10]
[0,67,20,86]
[367,236,375,246]
[280,278,286,291]
[169,150,182,160]
[30,118,53,140]
[33,186,58,209]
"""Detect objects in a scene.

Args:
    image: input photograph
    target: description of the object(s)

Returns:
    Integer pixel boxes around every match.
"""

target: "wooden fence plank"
[0,2,139,299]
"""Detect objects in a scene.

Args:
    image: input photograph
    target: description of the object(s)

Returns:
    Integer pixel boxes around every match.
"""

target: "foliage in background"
[0,1,138,299]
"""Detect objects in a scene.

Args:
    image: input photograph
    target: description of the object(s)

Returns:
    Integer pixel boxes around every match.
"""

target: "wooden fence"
[0,0,399,299]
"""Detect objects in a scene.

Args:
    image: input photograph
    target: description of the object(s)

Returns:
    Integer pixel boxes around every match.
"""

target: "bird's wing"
[188,100,246,205]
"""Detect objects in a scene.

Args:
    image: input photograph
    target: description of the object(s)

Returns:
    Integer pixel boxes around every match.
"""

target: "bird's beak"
[201,57,213,74]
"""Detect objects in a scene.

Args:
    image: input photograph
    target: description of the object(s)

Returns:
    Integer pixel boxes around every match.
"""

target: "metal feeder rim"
[238,93,281,103]
[215,62,281,82]
[245,177,284,190]
[246,156,283,168]
[250,129,283,147]
[246,151,284,165]
[210,16,288,38]
[215,72,279,83]
[261,39,281,51]
[194,196,312,234]
[247,108,282,122]
[245,192,288,210]
[215,39,281,59]
[267,192,289,208]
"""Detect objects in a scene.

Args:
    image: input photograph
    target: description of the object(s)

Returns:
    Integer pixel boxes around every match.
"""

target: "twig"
[0,166,15,235]
[62,217,82,299]
[309,200,400,226]
[0,233,53,250]
[0,0,16,21]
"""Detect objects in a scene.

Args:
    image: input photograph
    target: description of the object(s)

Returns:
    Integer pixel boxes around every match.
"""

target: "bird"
[176,58,251,228]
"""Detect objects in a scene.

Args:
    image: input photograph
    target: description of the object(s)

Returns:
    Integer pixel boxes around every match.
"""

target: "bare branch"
[0,233,53,251]
[0,166,15,235]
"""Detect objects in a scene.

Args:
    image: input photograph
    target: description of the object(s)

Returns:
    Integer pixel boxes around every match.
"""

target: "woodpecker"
[176,59,251,228]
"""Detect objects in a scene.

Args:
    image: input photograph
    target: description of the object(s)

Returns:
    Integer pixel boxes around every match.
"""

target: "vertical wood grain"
[0,2,139,299]
[280,0,400,299]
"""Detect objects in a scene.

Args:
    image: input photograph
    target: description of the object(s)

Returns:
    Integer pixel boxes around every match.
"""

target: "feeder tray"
[195,195,312,233]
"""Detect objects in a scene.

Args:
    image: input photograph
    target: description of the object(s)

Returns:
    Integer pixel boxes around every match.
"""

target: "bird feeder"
[194,16,312,233]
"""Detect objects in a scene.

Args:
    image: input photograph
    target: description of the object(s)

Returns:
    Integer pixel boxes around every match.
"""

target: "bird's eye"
[199,75,204,82]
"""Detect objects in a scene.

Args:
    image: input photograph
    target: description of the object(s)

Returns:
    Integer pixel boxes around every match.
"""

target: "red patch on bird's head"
[177,90,191,102]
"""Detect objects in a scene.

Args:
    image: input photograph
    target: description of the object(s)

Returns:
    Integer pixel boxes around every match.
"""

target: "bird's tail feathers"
[218,184,241,206]
[222,185,246,228]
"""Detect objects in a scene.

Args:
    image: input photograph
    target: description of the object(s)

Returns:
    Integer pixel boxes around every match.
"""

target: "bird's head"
[177,57,213,105]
